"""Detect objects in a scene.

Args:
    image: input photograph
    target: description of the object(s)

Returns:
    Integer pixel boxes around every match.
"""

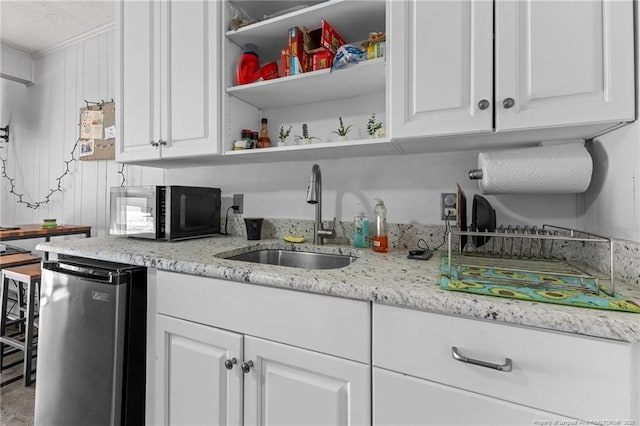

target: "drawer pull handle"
[451,347,512,372]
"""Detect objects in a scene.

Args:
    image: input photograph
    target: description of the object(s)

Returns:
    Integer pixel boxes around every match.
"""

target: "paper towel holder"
[468,169,483,180]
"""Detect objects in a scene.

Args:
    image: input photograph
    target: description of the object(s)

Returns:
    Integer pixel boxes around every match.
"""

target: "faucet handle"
[318,217,337,239]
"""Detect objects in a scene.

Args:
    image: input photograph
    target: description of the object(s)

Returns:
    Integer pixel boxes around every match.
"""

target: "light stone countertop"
[37,235,640,342]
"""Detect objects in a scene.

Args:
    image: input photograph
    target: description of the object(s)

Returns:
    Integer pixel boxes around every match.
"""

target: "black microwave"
[109,186,221,241]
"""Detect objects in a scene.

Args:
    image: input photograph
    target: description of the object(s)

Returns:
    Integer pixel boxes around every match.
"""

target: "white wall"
[164,152,584,231]
[0,29,160,246]
[586,123,640,242]
[4,26,636,245]
[583,3,640,243]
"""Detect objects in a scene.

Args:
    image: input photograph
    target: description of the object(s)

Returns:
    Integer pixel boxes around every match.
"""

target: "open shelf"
[226,0,386,58]
[222,137,400,162]
[226,58,385,109]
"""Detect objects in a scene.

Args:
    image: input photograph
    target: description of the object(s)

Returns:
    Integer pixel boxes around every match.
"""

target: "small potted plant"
[367,113,385,138]
[278,125,292,147]
[331,117,352,141]
[295,123,320,145]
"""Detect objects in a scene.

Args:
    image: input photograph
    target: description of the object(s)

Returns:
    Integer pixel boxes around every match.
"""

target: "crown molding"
[33,22,115,60]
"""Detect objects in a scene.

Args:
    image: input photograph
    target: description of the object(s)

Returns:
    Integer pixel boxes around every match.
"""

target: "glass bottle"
[257,118,271,148]
[372,199,388,253]
[241,129,252,149]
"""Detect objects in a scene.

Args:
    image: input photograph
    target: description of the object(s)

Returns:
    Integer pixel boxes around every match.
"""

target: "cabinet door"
[156,314,243,426]
[160,0,220,159]
[495,0,634,131]
[243,336,370,426]
[374,368,572,426]
[116,0,162,163]
[388,0,493,139]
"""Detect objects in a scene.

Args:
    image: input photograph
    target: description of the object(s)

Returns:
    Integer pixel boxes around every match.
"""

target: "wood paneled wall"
[0,28,163,240]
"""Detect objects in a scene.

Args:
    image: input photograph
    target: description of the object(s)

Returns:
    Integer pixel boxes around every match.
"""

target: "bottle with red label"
[372,198,388,253]
[257,118,271,148]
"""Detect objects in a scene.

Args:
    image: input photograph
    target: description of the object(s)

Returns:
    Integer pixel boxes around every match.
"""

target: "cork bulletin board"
[79,101,116,161]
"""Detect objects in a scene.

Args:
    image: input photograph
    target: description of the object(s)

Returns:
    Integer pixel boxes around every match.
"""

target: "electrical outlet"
[232,194,244,214]
[440,192,456,220]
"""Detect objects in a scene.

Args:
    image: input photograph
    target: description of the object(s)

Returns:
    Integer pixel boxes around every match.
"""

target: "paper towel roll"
[472,143,593,195]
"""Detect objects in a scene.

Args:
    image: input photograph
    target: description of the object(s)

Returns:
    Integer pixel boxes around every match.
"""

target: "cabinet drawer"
[373,304,636,420]
[157,271,370,363]
[373,367,572,425]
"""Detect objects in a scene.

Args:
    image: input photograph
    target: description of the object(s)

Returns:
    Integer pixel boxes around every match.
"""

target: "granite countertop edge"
[36,236,640,343]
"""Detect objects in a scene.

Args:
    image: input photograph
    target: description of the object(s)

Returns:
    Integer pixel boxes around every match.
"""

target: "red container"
[260,62,279,80]
[236,50,260,85]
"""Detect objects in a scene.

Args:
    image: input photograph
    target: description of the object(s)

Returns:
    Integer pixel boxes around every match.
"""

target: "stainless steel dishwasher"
[35,256,146,426]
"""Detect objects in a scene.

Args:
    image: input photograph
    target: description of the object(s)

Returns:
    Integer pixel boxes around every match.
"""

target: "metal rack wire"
[446,224,615,297]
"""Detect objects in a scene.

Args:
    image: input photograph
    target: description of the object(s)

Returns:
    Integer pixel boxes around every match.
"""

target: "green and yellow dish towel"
[439,253,640,313]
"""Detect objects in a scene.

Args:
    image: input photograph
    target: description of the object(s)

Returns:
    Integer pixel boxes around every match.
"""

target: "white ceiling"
[0,0,115,55]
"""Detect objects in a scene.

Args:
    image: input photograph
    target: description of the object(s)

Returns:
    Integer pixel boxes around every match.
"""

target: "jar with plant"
[295,123,320,145]
[331,117,352,141]
[367,113,385,138]
[278,125,292,147]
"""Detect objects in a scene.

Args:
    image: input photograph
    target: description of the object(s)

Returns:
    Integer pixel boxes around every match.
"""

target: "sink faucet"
[306,164,336,245]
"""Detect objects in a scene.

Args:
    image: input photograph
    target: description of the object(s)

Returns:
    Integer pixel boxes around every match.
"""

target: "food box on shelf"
[366,41,385,60]
[303,19,346,55]
[288,26,306,75]
[361,32,386,60]
[280,47,290,77]
[309,50,333,71]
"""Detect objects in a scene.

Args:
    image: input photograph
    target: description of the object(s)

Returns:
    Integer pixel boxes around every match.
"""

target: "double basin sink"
[226,249,357,270]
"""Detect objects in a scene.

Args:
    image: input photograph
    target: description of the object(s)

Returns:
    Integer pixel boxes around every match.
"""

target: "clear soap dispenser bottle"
[353,205,369,248]
[372,198,388,253]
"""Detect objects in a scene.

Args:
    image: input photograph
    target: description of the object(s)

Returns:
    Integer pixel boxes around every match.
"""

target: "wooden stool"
[0,262,41,386]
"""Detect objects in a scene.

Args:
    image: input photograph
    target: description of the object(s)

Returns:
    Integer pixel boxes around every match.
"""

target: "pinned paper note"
[104,125,116,140]
[80,110,104,139]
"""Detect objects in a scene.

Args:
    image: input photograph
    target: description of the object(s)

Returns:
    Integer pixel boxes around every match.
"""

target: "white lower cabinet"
[154,271,371,426]
[373,304,639,425]
[244,336,369,426]
[374,367,569,425]
[151,271,639,426]
[156,314,243,426]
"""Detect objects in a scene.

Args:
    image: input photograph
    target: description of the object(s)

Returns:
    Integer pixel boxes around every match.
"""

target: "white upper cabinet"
[116,0,221,167]
[388,0,494,139]
[116,0,159,163]
[495,0,635,131]
[115,0,636,165]
[389,0,635,144]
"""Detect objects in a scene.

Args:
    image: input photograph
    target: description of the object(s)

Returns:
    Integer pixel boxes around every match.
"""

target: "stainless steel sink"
[226,249,357,270]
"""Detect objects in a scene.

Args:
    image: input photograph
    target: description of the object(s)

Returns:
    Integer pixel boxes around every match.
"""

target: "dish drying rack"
[445,224,615,297]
